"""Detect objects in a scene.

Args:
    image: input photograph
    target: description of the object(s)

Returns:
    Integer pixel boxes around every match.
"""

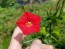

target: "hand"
[8,27,53,49]
[25,39,53,49]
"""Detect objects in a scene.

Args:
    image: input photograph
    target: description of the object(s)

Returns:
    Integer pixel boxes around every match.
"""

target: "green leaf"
[53,26,61,36]
[0,6,4,11]
[40,27,47,35]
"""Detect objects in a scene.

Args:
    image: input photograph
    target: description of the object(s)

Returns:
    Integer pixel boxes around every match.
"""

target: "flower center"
[26,22,32,27]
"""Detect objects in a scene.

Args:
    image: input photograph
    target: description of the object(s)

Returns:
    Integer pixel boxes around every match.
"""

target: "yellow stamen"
[26,22,32,27]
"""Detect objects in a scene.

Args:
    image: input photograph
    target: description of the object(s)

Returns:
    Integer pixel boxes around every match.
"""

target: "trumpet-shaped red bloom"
[16,12,41,35]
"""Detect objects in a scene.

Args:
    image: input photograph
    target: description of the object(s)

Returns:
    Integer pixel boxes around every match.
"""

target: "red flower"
[16,12,41,35]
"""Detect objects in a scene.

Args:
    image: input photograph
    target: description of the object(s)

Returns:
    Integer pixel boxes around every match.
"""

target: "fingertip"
[49,45,53,49]
[42,44,53,49]
[29,39,42,49]
[25,46,29,49]
[32,39,42,45]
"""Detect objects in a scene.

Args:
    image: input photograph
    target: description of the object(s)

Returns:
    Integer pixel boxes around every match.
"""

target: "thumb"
[29,39,42,49]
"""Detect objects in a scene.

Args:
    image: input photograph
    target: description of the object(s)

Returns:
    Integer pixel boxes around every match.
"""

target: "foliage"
[0,0,65,49]
[0,0,16,7]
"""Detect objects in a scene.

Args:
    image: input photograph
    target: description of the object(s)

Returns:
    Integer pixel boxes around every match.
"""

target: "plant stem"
[53,0,61,16]
[59,0,65,17]
[50,34,62,45]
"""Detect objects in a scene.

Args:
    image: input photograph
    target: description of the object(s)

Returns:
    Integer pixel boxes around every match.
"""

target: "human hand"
[25,39,53,49]
[8,27,53,49]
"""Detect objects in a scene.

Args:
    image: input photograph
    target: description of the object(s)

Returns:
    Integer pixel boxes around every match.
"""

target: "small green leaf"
[0,6,4,11]
[40,27,47,35]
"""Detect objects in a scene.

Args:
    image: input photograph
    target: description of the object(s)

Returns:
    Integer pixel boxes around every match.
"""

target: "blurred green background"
[0,0,65,49]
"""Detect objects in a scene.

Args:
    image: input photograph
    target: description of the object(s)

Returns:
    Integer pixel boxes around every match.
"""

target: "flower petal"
[16,12,41,35]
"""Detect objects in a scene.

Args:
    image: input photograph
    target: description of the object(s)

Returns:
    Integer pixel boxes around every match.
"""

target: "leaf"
[40,27,47,35]
[62,13,65,21]
[53,26,61,36]
[0,6,4,11]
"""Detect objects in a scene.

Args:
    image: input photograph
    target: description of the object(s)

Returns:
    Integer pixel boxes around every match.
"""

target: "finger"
[12,26,23,38]
[11,26,26,43]
[29,39,42,49]
[42,44,53,49]
[25,46,29,49]
[12,26,26,39]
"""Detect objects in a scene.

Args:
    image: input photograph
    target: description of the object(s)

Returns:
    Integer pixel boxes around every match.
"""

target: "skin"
[8,26,53,49]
